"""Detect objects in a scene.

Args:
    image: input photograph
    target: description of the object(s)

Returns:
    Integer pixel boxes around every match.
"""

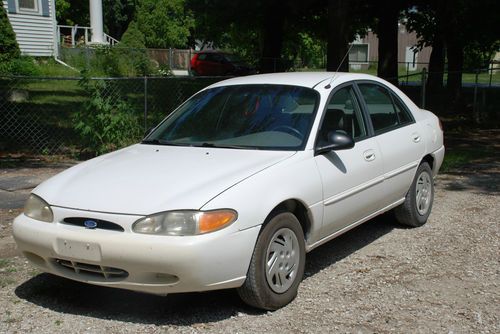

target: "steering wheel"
[271,125,303,139]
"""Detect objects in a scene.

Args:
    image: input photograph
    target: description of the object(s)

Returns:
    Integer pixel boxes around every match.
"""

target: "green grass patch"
[36,59,80,77]
[441,147,496,172]
[0,259,10,269]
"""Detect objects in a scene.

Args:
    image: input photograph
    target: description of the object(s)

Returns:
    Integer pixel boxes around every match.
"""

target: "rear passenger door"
[356,82,425,206]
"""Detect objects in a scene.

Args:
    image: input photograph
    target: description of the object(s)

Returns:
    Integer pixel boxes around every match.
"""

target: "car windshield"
[145,84,319,150]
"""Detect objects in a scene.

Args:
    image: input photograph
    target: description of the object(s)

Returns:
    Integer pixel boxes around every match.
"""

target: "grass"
[441,128,500,172]
[441,149,483,172]
[35,58,80,77]
[0,259,10,269]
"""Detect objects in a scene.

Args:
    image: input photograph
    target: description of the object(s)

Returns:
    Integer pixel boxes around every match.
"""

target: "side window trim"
[352,82,374,137]
[314,81,368,149]
[389,91,415,124]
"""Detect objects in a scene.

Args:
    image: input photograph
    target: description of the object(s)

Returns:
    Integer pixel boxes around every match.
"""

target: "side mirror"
[315,131,355,155]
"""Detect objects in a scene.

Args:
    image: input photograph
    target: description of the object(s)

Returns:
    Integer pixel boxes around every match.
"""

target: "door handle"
[412,133,421,143]
[363,150,376,161]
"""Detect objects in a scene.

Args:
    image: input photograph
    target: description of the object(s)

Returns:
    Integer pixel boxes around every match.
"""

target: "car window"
[391,93,413,125]
[206,53,223,63]
[197,53,207,60]
[358,83,400,134]
[148,85,319,150]
[318,85,367,144]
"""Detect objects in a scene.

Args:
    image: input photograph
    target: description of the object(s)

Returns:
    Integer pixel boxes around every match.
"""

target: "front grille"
[54,258,129,280]
[62,217,124,232]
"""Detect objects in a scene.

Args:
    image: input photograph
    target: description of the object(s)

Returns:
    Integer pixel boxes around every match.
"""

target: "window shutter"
[41,0,50,17]
[7,0,17,13]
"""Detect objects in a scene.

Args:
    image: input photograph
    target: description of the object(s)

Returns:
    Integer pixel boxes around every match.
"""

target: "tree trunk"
[260,1,286,73]
[446,39,464,110]
[377,3,399,85]
[326,0,349,72]
[426,36,445,108]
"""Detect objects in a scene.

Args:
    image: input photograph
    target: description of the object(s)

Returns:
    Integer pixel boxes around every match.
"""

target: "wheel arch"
[421,154,435,172]
[264,199,313,242]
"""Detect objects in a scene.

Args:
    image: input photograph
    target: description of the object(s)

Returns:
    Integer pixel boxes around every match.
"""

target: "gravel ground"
[0,160,498,333]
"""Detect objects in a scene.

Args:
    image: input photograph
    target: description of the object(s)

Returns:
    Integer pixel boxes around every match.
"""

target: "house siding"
[359,24,432,70]
[3,0,56,57]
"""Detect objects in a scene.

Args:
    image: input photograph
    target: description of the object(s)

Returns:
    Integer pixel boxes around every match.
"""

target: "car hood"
[34,144,296,215]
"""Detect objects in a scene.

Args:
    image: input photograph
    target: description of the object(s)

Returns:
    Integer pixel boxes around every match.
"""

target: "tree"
[103,0,137,40]
[135,0,194,48]
[374,1,403,84]
[56,0,89,26]
[0,4,20,62]
[405,0,446,95]
[323,0,373,72]
[326,0,350,72]
[407,0,500,111]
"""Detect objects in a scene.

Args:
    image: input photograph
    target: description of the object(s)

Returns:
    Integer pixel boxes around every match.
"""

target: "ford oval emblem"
[84,220,98,229]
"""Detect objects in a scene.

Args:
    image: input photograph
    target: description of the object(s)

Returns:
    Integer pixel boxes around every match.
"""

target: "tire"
[394,162,434,227]
[237,212,306,310]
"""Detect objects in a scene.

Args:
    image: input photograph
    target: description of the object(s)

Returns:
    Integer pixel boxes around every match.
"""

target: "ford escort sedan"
[13,72,444,310]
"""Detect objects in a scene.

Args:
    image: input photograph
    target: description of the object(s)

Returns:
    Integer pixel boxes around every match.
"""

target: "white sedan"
[13,72,444,310]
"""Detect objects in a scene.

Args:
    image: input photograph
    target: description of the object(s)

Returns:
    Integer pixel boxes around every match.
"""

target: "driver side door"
[314,84,385,237]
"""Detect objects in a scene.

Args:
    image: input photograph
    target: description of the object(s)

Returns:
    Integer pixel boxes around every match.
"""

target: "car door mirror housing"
[315,131,355,155]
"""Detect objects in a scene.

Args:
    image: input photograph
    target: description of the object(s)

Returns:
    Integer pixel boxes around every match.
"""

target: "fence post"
[144,76,148,132]
[406,62,409,85]
[489,63,493,88]
[85,46,90,70]
[473,69,479,124]
[421,67,427,109]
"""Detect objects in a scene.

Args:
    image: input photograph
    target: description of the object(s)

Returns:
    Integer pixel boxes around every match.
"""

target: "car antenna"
[324,43,354,89]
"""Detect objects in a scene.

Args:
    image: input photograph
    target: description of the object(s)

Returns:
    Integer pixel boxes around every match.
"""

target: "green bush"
[0,5,20,63]
[74,76,142,155]
[0,56,40,75]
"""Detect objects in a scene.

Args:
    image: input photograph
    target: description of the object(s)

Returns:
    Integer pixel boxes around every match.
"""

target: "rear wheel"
[237,212,305,310]
[394,162,434,227]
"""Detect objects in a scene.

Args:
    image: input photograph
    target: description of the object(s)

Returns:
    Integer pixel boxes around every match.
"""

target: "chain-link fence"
[1,72,498,156]
[0,76,225,155]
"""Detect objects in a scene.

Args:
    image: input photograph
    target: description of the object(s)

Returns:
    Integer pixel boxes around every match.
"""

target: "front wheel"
[394,162,434,227]
[237,212,305,310]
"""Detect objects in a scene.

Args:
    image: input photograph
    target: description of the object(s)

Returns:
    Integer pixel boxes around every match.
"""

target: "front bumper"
[12,206,260,295]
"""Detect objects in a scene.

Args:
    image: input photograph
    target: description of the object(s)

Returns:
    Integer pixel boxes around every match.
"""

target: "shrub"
[74,75,142,155]
[0,56,40,75]
[0,5,20,63]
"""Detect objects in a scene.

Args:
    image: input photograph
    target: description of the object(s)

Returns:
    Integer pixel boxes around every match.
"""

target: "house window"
[18,0,38,12]
[349,44,369,63]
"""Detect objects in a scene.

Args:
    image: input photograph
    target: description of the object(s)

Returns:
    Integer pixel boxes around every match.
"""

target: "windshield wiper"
[198,142,258,150]
[141,139,191,146]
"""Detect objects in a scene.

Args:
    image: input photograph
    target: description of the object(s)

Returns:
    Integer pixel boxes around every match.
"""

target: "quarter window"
[318,85,367,144]
[391,93,413,125]
[358,83,402,134]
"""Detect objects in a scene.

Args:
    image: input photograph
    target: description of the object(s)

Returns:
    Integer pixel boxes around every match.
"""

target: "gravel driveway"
[0,161,498,333]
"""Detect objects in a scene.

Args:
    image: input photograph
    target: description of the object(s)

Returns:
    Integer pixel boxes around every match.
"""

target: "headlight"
[132,209,237,236]
[24,194,53,222]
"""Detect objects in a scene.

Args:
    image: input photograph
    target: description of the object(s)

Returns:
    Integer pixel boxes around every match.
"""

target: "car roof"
[207,72,382,89]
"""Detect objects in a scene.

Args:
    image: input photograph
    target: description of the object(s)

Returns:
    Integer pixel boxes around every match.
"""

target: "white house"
[3,0,58,57]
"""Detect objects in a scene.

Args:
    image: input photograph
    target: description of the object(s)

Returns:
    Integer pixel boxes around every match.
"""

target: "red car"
[190,51,255,76]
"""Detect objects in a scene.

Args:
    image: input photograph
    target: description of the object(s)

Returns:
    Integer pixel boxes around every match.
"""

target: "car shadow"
[14,213,400,325]
[304,213,399,279]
